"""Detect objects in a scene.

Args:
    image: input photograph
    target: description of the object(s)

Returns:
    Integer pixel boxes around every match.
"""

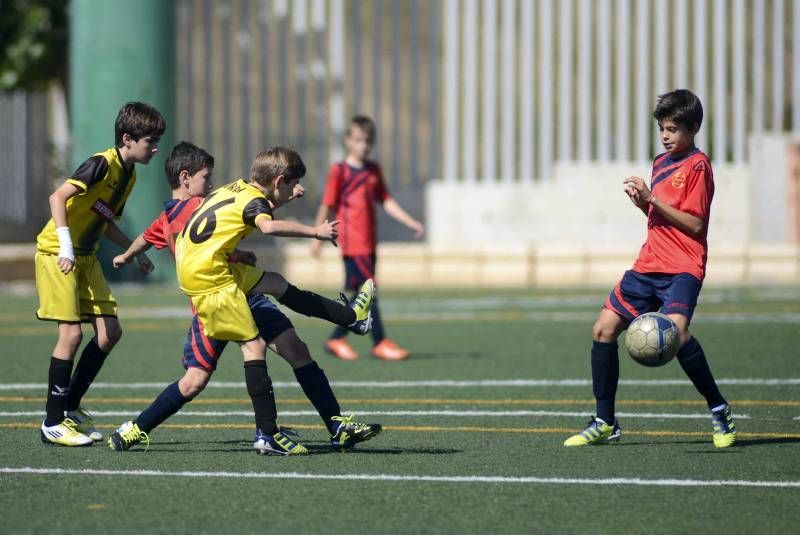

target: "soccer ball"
[624,312,679,367]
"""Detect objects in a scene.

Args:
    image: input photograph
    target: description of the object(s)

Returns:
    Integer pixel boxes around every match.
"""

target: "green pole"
[69,0,175,282]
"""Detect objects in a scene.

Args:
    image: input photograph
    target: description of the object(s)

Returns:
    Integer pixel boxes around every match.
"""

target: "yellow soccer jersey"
[37,147,137,255]
[175,179,273,295]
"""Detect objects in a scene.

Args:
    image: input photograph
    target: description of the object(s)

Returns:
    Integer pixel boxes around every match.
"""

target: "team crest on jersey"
[671,171,686,189]
[91,199,115,221]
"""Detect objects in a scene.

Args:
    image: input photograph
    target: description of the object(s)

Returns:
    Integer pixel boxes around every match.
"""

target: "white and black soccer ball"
[624,312,679,367]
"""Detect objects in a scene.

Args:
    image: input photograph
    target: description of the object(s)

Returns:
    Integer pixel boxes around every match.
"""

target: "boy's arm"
[104,221,154,274]
[256,215,339,244]
[112,233,153,269]
[623,176,705,237]
[49,181,82,273]
[383,198,425,238]
[310,203,336,257]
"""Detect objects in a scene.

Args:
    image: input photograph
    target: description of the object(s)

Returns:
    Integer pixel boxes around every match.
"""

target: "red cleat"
[371,339,409,361]
[324,338,359,361]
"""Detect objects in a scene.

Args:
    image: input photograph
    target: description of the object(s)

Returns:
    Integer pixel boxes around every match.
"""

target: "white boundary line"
[0,409,751,419]
[1,467,798,488]
[1,378,798,390]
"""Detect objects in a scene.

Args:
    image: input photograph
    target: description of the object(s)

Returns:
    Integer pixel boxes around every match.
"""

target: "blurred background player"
[563,89,736,449]
[108,141,382,453]
[312,115,424,361]
[35,102,164,446]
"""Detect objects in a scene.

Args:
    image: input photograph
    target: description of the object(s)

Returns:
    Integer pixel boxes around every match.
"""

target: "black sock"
[677,337,726,410]
[370,301,386,345]
[45,357,74,426]
[135,382,191,433]
[244,360,278,434]
[591,340,619,425]
[65,339,108,411]
[278,284,356,327]
[294,362,341,433]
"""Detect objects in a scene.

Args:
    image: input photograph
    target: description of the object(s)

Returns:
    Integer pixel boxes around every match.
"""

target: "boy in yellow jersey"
[35,102,165,446]
[173,146,375,455]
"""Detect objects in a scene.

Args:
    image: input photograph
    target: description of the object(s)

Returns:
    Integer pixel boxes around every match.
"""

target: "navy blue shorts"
[182,294,294,371]
[342,254,376,291]
[604,270,702,322]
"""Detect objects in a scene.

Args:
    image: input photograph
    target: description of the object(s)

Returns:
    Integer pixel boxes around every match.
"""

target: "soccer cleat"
[40,418,93,446]
[563,417,621,446]
[347,279,375,335]
[66,407,103,441]
[371,339,409,361]
[253,428,309,456]
[324,338,359,361]
[330,414,383,450]
[107,421,150,452]
[711,405,736,448]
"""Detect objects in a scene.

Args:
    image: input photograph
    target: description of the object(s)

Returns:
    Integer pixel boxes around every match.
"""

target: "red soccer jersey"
[632,149,714,280]
[142,197,204,255]
[321,161,390,256]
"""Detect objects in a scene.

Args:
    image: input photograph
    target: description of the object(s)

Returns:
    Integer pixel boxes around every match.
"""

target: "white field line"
[1,467,798,488]
[0,409,751,419]
[1,378,799,391]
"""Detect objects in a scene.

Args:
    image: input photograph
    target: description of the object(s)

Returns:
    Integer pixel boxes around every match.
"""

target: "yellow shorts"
[35,252,118,322]
[190,283,258,341]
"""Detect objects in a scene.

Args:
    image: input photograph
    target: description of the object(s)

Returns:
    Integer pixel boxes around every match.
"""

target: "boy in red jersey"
[564,89,736,448]
[108,142,381,454]
[312,115,424,361]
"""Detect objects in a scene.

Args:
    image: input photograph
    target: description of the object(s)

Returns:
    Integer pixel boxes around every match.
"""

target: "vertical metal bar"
[634,0,649,162]
[240,0,252,167]
[329,0,346,163]
[615,0,630,161]
[204,0,214,150]
[462,0,478,183]
[482,0,497,181]
[353,0,363,108]
[182,0,194,138]
[222,0,233,175]
[674,0,687,87]
[293,0,307,151]
[428,1,441,181]
[732,0,746,163]
[275,0,289,140]
[794,0,800,132]
[713,0,727,161]
[558,0,573,162]
[372,0,382,155]
[538,0,552,180]
[597,0,611,162]
[519,0,534,182]
[753,0,765,135]
[443,0,459,182]
[500,0,515,182]
[311,0,327,191]
[260,0,270,148]
[654,0,668,94]
[772,0,785,131]
[410,0,420,183]
[390,0,401,186]
[577,0,592,162]
[693,0,708,152]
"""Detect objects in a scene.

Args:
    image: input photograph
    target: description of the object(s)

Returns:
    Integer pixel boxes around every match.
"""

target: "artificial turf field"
[0,284,798,533]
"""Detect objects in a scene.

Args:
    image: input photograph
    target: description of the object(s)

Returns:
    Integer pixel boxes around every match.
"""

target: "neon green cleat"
[66,407,103,441]
[108,421,150,452]
[711,405,736,448]
[564,417,621,446]
[330,414,382,450]
[253,428,309,456]
[347,279,375,335]
[40,417,93,447]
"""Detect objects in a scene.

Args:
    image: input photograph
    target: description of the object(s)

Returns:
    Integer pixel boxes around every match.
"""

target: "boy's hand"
[289,184,305,201]
[112,254,131,269]
[229,249,257,266]
[314,219,339,246]
[136,254,154,275]
[57,257,75,274]
[623,176,652,208]
[409,220,425,239]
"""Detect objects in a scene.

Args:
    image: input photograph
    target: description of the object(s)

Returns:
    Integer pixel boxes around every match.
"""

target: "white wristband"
[56,226,74,262]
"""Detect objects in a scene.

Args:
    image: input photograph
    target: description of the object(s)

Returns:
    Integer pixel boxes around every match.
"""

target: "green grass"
[1,285,799,534]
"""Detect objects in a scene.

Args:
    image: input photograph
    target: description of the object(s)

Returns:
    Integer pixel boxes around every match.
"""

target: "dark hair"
[347,114,377,143]
[115,102,166,146]
[652,89,703,131]
[250,146,306,189]
[164,141,214,189]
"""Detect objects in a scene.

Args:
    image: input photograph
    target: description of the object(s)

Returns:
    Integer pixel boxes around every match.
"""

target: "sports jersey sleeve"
[374,164,391,203]
[242,198,273,226]
[682,160,713,220]
[65,155,109,192]
[321,164,343,208]
[142,214,168,249]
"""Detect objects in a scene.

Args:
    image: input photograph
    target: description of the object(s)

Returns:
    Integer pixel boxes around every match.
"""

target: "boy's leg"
[45,323,83,427]
[66,315,122,411]
[250,271,356,326]
[591,309,628,424]
[668,315,727,410]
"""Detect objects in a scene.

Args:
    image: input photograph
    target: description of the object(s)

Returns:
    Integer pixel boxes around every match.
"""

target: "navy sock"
[591,340,619,425]
[65,339,108,411]
[677,337,726,410]
[135,381,190,433]
[244,360,278,434]
[370,301,386,345]
[45,357,74,426]
[294,362,341,433]
[278,284,355,326]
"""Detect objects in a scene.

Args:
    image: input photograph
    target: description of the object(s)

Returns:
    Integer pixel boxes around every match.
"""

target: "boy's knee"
[592,321,617,343]
[98,324,123,349]
[59,327,83,352]
[179,372,210,399]
[280,334,313,369]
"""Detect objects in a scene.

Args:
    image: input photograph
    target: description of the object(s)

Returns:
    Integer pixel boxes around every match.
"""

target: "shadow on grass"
[136,440,462,456]
[404,351,485,360]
